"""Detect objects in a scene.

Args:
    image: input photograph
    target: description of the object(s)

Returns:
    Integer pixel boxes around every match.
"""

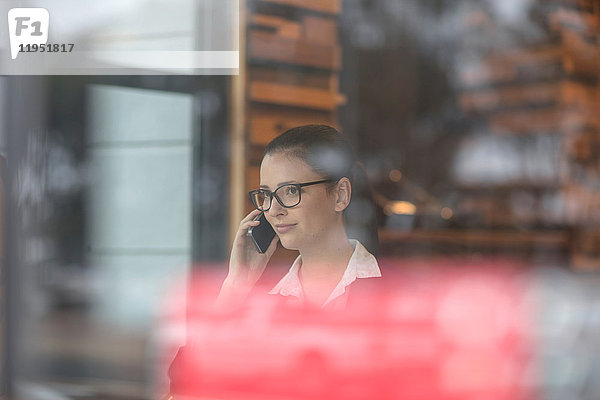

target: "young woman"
[167,125,382,398]
[217,124,381,310]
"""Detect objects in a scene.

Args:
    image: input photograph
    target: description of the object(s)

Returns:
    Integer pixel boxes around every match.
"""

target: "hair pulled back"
[264,125,379,256]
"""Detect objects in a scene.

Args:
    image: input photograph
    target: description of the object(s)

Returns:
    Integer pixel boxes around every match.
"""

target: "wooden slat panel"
[249,31,341,70]
[562,29,600,78]
[260,0,340,14]
[571,228,600,270]
[251,14,302,40]
[490,107,597,134]
[379,228,570,248]
[247,144,265,166]
[250,81,337,110]
[278,22,302,40]
[561,80,600,110]
[252,14,287,29]
[459,46,564,88]
[488,46,565,66]
[561,81,600,131]
[251,66,333,90]
[489,106,563,133]
[572,252,600,270]
[250,105,335,145]
[565,125,600,163]
[246,166,261,215]
[459,82,561,113]
[561,107,599,131]
[247,166,261,191]
[303,15,338,46]
[549,8,599,36]
[564,184,600,223]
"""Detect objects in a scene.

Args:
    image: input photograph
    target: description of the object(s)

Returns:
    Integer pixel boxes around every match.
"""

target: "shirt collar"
[268,239,381,308]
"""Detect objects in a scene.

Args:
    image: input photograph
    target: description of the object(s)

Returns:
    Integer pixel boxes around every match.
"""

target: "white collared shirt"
[268,239,381,309]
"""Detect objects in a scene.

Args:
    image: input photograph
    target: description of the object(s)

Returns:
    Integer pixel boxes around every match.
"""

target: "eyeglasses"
[249,179,333,211]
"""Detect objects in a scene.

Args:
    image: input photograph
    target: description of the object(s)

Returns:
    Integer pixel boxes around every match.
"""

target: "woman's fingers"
[238,220,260,238]
[236,210,262,238]
[240,209,262,225]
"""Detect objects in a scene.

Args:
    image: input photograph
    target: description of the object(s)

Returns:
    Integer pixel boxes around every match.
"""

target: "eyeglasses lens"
[277,185,300,207]
[252,191,270,211]
[252,185,300,210]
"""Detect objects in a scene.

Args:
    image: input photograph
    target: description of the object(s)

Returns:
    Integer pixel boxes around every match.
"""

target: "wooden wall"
[230,0,344,261]
[457,0,600,269]
[231,0,600,269]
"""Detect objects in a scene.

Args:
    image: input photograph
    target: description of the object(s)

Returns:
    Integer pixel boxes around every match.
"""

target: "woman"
[217,124,381,310]
[167,125,382,398]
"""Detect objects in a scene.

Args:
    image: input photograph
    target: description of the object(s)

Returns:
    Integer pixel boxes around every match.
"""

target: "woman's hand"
[216,209,279,308]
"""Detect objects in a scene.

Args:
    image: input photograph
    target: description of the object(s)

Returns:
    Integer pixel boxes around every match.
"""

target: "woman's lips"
[275,224,296,234]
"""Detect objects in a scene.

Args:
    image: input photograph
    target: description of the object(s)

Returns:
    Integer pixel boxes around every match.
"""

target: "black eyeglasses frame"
[248,179,334,211]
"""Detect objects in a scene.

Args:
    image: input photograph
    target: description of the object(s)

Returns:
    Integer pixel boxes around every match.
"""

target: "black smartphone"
[247,212,276,253]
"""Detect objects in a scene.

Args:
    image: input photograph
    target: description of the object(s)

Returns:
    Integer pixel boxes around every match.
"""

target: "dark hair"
[264,125,379,256]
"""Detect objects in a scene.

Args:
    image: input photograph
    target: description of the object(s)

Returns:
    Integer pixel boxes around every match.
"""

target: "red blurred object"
[163,258,537,400]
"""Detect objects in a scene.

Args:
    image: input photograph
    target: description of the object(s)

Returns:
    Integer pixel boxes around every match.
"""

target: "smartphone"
[247,212,276,253]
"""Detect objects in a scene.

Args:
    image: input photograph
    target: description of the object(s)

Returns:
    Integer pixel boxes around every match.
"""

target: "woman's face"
[259,152,342,251]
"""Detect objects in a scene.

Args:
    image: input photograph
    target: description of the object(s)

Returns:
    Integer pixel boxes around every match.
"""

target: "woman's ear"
[334,177,352,212]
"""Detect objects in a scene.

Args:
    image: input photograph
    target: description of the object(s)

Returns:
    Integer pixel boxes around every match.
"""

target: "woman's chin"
[278,237,299,251]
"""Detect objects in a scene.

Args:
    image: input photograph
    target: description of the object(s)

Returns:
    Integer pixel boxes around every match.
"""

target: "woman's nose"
[268,197,286,216]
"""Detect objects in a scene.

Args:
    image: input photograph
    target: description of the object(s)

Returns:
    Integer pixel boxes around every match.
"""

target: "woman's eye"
[287,186,298,195]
